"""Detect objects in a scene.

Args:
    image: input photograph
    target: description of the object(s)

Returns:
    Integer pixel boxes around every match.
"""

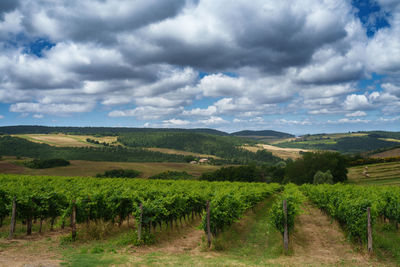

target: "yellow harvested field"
[145,147,220,159]
[13,134,118,147]
[242,144,309,160]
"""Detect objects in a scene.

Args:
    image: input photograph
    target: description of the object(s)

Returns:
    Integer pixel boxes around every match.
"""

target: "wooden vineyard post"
[367,207,373,253]
[9,197,16,240]
[283,199,289,252]
[206,200,212,248]
[71,200,77,241]
[27,208,33,235]
[50,216,55,231]
[138,203,143,241]
[39,217,43,234]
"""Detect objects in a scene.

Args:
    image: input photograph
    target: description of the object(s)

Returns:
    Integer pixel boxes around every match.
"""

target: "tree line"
[200,151,348,184]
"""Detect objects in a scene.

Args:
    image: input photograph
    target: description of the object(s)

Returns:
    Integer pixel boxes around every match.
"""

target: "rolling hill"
[275,131,400,154]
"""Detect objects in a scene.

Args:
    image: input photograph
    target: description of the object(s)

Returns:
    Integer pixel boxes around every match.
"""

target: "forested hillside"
[118,132,281,164]
[0,134,282,165]
[0,136,187,162]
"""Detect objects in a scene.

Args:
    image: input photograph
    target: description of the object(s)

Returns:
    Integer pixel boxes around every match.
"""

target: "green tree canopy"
[313,170,333,184]
[285,151,347,184]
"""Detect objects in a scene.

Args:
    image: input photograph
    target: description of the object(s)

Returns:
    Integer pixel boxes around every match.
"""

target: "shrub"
[96,169,141,178]
[24,158,70,169]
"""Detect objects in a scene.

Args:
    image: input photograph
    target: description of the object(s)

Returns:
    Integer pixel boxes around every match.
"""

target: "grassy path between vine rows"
[287,203,376,266]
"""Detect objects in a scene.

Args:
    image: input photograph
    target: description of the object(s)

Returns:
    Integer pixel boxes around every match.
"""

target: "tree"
[313,170,333,184]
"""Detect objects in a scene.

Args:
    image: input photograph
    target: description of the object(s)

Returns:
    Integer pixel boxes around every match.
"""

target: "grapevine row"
[0,174,280,242]
[270,184,304,236]
[301,184,400,242]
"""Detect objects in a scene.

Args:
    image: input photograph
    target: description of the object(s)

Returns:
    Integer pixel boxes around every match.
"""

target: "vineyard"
[0,174,399,266]
[0,174,280,244]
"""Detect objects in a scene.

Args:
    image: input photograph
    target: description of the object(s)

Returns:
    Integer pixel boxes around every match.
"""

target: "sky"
[0,0,399,135]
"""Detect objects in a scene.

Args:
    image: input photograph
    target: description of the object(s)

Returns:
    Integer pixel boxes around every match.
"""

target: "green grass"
[374,222,400,265]
[61,248,127,267]
[58,227,139,266]
[212,197,283,261]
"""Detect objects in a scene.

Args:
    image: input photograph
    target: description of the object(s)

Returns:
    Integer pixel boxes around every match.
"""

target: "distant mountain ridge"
[0,125,229,136]
[0,125,295,138]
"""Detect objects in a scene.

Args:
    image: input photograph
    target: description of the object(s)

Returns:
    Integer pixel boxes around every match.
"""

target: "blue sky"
[0,0,399,135]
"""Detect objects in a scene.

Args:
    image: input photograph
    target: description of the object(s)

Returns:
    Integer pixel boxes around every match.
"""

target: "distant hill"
[361,131,400,140]
[0,125,228,136]
[0,136,187,163]
[276,131,400,154]
[231,130,294,139]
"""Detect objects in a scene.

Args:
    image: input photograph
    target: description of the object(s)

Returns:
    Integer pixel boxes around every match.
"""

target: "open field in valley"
[0,157,219,178]
[145,147,220,159]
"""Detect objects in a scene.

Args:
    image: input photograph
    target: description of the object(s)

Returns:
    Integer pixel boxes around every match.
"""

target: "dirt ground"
[0,161,25,174]
[0,232,64,267]
[132,219,204,255]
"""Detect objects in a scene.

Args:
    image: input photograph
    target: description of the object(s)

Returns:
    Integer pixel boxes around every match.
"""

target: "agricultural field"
[371,148,400,158]
[242,144,308,160]
[0,175,398,266]
[12,134,119,147]
[0,157,219,178]
[145,147,220,159]
[347,161,400,185]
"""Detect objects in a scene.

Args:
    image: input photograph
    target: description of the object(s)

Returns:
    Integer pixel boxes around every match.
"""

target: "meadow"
[347,161,400,186]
